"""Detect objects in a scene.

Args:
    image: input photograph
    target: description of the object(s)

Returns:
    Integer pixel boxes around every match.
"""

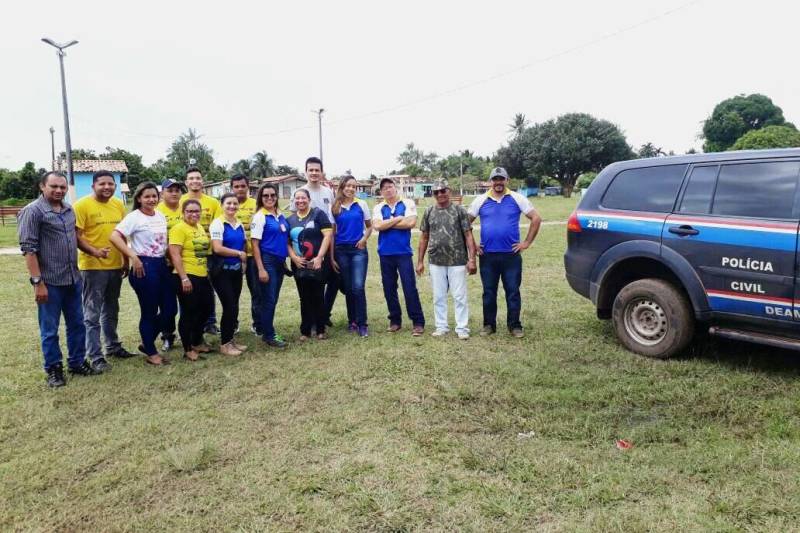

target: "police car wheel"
[612,278,694,359]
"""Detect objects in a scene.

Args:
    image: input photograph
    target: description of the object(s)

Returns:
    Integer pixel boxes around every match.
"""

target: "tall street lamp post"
[49,127,55,170]
[41,37,78,188]
[312,108,325,162]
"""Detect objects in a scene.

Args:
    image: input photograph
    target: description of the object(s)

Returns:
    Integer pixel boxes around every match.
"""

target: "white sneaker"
[457,332,470,340]
[431,329,449,337]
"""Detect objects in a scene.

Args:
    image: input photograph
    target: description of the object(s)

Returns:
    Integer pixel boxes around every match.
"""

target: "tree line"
[2,93,798,202]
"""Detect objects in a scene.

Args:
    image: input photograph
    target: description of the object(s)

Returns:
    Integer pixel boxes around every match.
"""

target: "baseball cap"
[489,167,509,180]
[379,177,395,189]
[432,178,449,192]
[161,178,187,191]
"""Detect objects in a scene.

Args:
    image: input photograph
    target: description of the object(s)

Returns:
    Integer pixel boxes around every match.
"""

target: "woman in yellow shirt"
[168,199,214,361]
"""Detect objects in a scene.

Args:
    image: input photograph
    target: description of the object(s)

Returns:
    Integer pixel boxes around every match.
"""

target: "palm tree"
[252,150,275,179]
[508,113,528,137]
[231,159,253,177]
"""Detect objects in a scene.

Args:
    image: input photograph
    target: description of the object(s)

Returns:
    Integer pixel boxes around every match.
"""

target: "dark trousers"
[129,257,178,356]
[323,268,339,323]
[245,256,263,333]
[336,244,368,327]
[175,274,214,351]
[295,275,326,336]
[258,253,285,341]
[379,254,425,327]
[212,268,243,344]
[37,281,86,370]
[479,252,523,330]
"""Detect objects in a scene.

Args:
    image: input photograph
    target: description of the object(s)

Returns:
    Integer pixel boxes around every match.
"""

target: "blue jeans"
[323,268,339,323]
[38,281,86,370]
[129,257,178,356]
[245,256,263,332]
[479,252,523,330]
[259,253,285,341]
[379,254,424,327]
[336,244,369,327]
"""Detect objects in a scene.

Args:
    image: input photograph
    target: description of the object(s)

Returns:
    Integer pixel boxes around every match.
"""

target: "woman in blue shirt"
[209,193,248,356]
[251,184,289,348]
[331,175,372,337]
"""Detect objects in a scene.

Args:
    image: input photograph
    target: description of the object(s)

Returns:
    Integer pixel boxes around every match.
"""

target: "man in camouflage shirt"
[416,178,478,339]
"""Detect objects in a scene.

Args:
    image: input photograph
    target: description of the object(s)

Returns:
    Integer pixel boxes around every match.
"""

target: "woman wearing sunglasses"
[250,183,290,348]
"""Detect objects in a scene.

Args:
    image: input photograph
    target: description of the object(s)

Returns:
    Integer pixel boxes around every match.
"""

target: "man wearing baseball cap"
[468,167,541,338]
[416,178,477,339]
[156,177,186,351]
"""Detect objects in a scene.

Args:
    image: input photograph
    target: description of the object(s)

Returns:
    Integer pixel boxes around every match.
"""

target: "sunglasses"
[184,209,201,214]
[262,193,277,198]
[433,189,448,195]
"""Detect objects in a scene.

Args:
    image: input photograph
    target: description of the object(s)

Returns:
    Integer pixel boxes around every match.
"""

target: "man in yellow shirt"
[73,171,133,372]
[179,167,222,334]
[179,167,221,232]
[156,177,186,351]
[157,177,185,232]
[230,174,262,334]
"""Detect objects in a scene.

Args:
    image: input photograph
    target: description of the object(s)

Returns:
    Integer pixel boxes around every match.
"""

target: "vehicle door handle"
[668,225,699,236]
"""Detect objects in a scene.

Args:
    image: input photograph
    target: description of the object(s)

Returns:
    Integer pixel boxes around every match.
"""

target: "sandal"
[145,354,164,366]
[183,351,199,362]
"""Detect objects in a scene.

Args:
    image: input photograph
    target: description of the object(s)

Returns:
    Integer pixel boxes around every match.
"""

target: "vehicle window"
[712,162,800,219]
[679,165,718,214]
[601,165,687,213]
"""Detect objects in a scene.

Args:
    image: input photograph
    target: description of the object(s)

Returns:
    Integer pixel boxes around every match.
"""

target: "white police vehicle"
[565,148,800,358]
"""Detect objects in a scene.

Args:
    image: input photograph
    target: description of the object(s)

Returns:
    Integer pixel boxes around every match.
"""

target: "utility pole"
[459,155,464,196]
[41,38,78,190]
[312,108,325,162]
[49,127,55,170]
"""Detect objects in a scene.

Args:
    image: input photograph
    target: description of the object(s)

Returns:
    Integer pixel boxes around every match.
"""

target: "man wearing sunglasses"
[416,179,477,339]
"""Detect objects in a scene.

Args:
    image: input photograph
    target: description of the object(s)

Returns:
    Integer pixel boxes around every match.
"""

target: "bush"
[731,125,800,150]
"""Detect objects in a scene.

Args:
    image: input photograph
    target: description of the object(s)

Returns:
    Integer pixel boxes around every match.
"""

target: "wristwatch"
[30,276,42,285]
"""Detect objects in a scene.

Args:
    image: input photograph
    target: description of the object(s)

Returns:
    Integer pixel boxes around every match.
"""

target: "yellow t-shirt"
[157,202,183,231]
[169,221,210,277]
[179,193,221,232]
[236,197,258,256]
[73,195,126,270]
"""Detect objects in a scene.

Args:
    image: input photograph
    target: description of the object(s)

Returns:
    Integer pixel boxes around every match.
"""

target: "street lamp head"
[41,37,79,50]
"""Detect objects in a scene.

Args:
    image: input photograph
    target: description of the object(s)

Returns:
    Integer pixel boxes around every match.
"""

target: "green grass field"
[0,224,17,248]
[2,195,800,531]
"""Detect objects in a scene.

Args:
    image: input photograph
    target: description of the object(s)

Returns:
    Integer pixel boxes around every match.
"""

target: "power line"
[71,0,703,142]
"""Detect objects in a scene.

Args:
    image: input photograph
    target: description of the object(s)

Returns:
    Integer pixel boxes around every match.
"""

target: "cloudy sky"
[2,0,798,178]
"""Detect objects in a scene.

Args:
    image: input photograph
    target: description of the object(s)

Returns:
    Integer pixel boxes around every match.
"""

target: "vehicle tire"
[611,278,694,359]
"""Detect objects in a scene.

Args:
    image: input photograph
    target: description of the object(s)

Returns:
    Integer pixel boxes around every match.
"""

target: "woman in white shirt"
[110,181,175,366]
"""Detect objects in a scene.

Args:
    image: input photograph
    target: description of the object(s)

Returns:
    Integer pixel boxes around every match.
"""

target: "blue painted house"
[56,159,128,203]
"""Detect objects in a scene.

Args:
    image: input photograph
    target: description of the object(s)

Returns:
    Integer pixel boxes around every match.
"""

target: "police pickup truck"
[564,148,800,358]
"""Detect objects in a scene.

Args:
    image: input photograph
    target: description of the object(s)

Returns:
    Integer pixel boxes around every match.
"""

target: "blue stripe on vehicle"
[663,224,796,251]
[707,294,794,318]
[578,214,664,237]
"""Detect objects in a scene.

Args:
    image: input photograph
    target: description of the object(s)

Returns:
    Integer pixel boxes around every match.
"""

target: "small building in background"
[56,159,129,202]
[378,175,433,198]
[328,177,376,199]
[249,175,309,200]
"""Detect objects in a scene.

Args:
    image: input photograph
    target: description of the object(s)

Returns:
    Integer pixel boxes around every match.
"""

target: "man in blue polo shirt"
[372,177,425,336]
[468,167,541,338]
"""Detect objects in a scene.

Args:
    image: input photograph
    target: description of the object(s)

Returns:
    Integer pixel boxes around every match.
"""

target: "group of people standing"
[18,157,542,388]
